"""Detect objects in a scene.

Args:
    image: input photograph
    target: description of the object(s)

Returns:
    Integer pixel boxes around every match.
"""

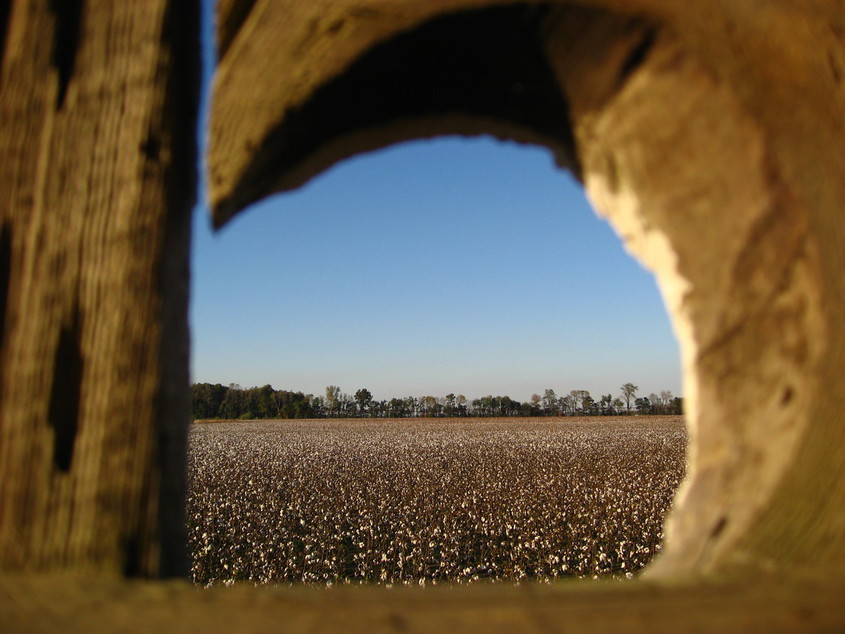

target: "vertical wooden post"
[0,0,199,576]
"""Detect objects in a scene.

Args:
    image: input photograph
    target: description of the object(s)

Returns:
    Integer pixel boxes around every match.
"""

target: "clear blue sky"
[190,2,681,404]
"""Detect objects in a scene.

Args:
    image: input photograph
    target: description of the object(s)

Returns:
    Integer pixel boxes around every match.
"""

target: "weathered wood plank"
[0,0,199,576]
[1,573,844,633]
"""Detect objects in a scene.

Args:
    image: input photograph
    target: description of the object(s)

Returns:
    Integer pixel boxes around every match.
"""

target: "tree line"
[191,382,682,420]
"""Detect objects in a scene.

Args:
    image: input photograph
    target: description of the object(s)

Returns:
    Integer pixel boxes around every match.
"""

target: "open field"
[187,417,686,586]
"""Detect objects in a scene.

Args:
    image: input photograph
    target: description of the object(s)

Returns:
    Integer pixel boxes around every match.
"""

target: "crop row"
[186,417,686,586]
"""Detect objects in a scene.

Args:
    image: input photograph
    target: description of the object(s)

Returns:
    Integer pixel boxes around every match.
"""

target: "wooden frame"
[1,1,844,630]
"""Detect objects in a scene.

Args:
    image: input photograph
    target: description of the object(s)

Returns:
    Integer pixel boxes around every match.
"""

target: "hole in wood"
[47,307,84,473]
[189,138,685,585]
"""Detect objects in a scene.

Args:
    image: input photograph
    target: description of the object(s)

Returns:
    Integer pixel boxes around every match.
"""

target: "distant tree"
[659,390,674,414]
[387,398,407,417]
[256,384,276,418]
[190,382,211,419]
[635,396,653,414]
[670,396,684,414]
[456,394,468,416]
[569,390,581,413]
[192,381,676,420]
[354,388,373,417]
[444,393,456,416]
[418,395,438,417]
[310,395,326,417]
[273,389,314,418]
[371,400,386,418]
[522,400,540,416]
[191,382,227,419]
[404,396,419,417]
[330,390,353,417]
[542,389,557,415]
[648,393,661,414]
[570,389,591,414]
[499,395,521,416]
[325,385,342,417]
[620,383,638,413]
[220,384,247,419]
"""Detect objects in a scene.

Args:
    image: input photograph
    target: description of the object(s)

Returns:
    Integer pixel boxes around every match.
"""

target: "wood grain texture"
[1,572,844,633]
[0,0,199,576]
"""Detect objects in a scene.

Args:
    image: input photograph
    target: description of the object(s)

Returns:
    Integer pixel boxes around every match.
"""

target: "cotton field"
[186,417,686,586]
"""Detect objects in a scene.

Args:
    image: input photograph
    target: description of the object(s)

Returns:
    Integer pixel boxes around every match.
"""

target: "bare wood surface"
[0,0,198,576]
[2,573,844,633]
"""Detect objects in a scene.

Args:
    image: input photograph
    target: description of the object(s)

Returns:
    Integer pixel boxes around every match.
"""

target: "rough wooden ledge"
[2,573,844,633]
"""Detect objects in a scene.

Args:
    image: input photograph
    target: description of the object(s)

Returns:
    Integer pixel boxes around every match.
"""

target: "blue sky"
[190,2,681,403]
